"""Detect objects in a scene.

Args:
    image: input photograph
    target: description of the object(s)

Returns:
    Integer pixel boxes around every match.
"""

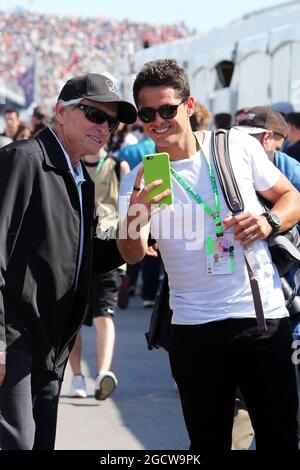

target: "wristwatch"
[261,211,281,236]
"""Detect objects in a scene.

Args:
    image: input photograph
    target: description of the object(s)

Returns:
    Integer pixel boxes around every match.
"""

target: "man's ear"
[262,130,273,146]
[55,102,67,125]
[186,96,195,117]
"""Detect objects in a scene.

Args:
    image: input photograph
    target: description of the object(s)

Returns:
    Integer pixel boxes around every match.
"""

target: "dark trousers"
[126,253,162,300]
[169,317,299,451]
[141,253,162,301]
[0,348,61,450]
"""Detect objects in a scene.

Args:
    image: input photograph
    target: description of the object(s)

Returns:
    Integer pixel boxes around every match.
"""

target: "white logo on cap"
[241,113,255,121]
[106,79,117,94]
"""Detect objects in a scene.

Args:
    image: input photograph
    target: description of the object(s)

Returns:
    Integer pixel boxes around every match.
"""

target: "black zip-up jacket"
[0,128,124,378]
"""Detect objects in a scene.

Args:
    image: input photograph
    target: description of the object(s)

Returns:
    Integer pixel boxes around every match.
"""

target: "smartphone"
[142,152,173,205]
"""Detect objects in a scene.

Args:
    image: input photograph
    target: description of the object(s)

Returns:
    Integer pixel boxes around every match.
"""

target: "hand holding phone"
[142,152,173,205]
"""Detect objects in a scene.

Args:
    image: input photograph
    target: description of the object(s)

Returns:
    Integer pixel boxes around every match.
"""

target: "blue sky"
[0,0,294,32]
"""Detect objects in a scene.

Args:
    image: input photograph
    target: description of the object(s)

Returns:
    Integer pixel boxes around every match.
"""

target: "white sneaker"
[68,374,87,398]
[143,300,155,308]
[94,371,118,400]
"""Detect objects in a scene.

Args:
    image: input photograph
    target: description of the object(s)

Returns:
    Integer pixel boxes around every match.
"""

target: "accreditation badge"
[206,234,235,275]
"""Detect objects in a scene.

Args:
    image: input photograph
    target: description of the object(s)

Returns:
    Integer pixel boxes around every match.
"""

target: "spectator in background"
[0,11,191,105]
[131,122,145,142]
[15,122,32,141]
[31,122,47,137]
[271,102,294,118]
[190,102,212,131]
[236,106,289,166]
[285,113,300,162]
[119,126,155,170]
[31,106,50,133]
[1,108,20,140]
[106,123,138,157]
[214,112,232,129]
[271,103,295,152]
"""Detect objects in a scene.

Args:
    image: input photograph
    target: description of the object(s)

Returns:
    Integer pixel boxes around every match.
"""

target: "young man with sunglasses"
[0,73,136,450]
[117,59,300,450]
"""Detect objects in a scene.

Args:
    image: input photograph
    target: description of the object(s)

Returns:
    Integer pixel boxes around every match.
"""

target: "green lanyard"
[95,157,105,176]
[170,147,223,237]
[87,157,105,182]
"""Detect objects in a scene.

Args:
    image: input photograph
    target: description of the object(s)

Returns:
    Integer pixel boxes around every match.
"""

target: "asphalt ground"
[56,295,254,451]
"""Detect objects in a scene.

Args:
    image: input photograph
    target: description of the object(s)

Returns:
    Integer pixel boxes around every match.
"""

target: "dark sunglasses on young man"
[74,103,119,132]
[138,98,187,123]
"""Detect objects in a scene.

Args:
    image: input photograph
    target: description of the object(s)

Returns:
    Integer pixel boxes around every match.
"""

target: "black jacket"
[0,128,123,378]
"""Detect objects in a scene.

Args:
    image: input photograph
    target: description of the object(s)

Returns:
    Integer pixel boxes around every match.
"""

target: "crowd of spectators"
[0,9,192,104]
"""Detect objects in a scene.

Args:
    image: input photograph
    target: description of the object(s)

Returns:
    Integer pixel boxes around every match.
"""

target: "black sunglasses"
[138,98,186,123]
[74,103,119,133]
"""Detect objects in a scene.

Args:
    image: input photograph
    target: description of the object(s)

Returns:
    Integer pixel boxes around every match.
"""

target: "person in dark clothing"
[0,73,136,450]
[285,112,300,162]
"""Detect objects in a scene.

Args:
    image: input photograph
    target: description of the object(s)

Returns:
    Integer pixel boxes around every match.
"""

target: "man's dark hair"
[286,112,300,130]
[32,122,47,137]
[33,105,49,122]
[133,59,190,106]
[4,107,19,117]
[214,112,232,129]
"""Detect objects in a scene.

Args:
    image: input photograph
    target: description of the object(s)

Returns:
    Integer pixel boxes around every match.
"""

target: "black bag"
[145,275,173,351]
[266,226,300,277]
[281,276,300,319]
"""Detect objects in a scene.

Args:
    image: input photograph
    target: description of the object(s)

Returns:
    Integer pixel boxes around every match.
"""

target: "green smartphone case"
[142,152,173,205]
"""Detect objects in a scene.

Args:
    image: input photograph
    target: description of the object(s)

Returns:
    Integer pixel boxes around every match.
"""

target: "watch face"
[270,212,281,227]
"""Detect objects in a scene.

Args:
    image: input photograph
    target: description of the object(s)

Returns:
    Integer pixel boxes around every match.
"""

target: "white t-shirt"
[119,129,288,324]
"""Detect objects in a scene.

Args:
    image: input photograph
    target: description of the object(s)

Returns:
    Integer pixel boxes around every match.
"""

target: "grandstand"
[0,9,192,112]
[3,3,300,117]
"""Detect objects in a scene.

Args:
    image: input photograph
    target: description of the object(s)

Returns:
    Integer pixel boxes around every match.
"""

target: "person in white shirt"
[117,59,300,451]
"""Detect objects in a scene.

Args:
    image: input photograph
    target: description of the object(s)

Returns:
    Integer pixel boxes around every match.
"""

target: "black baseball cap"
[58,73,137,124]
[236,106,287,138]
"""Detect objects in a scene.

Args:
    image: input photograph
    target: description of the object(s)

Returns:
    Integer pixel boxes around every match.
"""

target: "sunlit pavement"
[56,295,254,450]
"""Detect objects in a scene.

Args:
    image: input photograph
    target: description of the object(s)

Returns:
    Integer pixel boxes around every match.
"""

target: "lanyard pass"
[213,213,223,237]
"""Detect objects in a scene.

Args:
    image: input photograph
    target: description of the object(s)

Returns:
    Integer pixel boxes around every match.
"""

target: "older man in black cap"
[0,73,136,450]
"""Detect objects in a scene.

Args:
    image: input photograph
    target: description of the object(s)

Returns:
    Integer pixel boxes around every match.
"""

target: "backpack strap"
[211,128,244,214]
[209,128,266,331]
[244,257,267,332]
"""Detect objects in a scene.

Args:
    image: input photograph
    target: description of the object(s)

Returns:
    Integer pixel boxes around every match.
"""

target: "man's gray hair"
[57,98,82,107]
[50,98,82,126]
